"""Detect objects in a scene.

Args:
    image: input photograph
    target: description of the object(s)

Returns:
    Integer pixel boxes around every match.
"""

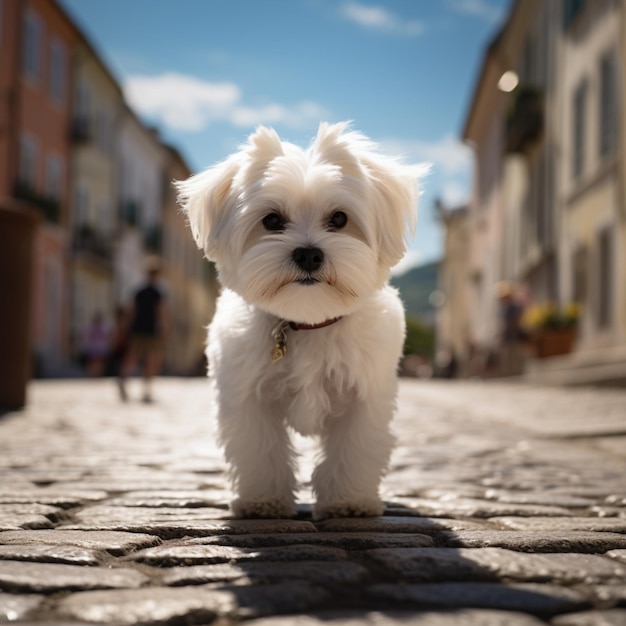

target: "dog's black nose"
[292,247,324,273]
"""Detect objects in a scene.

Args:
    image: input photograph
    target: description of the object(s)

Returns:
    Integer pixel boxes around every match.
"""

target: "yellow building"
[162,146,219,375]
[557,0,624,358]
[455,0,626,382]
[69,36,123,357]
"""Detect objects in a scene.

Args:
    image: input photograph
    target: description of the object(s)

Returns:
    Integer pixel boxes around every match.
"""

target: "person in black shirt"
[118,267,169,402]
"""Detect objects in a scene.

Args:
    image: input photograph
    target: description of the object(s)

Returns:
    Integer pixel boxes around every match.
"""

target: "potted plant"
[523,302,580,358]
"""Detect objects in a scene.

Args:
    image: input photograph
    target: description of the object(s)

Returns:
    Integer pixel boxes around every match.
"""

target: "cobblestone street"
[0,378,625,625]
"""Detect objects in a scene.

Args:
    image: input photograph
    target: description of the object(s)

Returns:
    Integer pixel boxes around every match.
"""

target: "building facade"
[435,201,471,372]
[0,0,77,374]
[115,108,167,309]
[162,146,219,375]
[1,0,217,377]
[69,35,124,355]
[446,0,626,380]
[556,0,624,357]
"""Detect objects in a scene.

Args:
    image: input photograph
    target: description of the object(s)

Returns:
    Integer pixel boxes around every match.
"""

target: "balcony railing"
[119,200,140,227]
[144,225,163,253]
[505,86,544,154]
[13,181,60,223]
[70,118,91,143]
[72,224,112,262]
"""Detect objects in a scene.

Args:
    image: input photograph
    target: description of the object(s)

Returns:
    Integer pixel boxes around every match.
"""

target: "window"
[572,245,588,305]
[521,35,536,85]
[19,134,39,188]
[96,108,114,154]
[74,185,89,226]
[74,78,91,123]
[98,200,112,233]
[596,228,613,330]
[572,79,587,181]
[599,51,617,158]
[49,38,66,104]
[45,154,63,201]
[563,0,585,29]
[23,9,42,81]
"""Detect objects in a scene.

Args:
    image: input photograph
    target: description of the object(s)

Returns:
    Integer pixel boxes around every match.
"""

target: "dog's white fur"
[177,122,422,519]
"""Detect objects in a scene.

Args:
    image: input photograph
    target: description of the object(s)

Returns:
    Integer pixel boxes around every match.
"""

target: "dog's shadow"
[204,499,588,620]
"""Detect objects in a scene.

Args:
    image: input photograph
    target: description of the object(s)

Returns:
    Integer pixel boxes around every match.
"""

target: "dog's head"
[176,122,423,324]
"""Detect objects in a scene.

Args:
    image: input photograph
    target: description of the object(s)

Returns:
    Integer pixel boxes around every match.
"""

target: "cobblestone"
[0,529,161,555]
[439,530,626,553]
[368,582,591,617]
[0,378,624,625]
[244,610,549,625]
[0,592,43,621]
[367,547,626,583]
[0,560,149,592]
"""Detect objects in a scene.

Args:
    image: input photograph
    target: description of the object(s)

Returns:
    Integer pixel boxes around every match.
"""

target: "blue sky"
[60,0,510,272]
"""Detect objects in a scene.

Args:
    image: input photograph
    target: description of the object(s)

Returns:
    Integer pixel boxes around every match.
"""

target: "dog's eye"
[328,211,348,230]
[262,212,285,232]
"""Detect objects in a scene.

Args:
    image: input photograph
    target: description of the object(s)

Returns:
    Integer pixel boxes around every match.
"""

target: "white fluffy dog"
[177,122,422,520]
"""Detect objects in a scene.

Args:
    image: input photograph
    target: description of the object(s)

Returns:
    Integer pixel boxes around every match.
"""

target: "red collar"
[289,317,343,331]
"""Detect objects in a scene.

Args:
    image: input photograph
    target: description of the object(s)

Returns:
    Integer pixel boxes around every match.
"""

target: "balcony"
[13,181,60,223]
[505,86,543,154]
[72,224,112,262]
[119,200,140,227]
[70,118,91,143]
[144,224,163,253]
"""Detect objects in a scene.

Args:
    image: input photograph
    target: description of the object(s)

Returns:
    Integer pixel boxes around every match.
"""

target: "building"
[114,107,167,309]
[556,0,624,358]
[0,0,77,375]
[449,0,626,383]
[68,31,124,356]
[162,146,219,375]
[435,201,471,373]
[0,0,218,378]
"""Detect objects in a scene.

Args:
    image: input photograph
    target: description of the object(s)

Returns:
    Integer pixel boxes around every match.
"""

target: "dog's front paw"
[313,498,385,520]
[232,498,296,519]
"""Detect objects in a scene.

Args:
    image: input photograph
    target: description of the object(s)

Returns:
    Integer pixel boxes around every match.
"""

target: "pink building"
[0,0,77,373]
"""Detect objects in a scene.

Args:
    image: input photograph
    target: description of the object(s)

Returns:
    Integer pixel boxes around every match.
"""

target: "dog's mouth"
[296,276,320,286]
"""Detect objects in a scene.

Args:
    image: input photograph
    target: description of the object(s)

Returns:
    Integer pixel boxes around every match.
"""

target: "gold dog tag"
[271,341,287,363]
[270,320,290,363]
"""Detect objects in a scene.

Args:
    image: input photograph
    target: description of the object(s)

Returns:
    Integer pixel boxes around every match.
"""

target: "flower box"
[532,328,577,358]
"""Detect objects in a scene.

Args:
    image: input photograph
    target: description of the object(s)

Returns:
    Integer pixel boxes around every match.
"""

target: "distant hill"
[390,260,439,325]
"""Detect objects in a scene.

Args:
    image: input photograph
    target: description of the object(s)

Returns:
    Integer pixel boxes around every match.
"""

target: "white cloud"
[440,179,470,207]
[341,2,423,36]
[381,133,472,209]
[125,73,241,132]
[447,0,505,24]
[124,72,328,132]
[230,101,328,129]
[380,133,472,177]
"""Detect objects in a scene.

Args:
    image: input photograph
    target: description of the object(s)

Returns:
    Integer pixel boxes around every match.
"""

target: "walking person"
[81,312,111,377]
[118,265,169,403]
[106,305,129,378]
[497,281,526,377]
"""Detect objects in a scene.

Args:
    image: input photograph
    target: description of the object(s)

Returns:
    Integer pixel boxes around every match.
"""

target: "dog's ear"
[313,122,425,268]
[242,126,285,183]
[247,125,284,162]
[360,154,425,268]
[175,154,241,260]
[311,122,363,178]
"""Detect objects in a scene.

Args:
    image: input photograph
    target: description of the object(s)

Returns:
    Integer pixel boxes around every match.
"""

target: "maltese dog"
[177,122,422,519]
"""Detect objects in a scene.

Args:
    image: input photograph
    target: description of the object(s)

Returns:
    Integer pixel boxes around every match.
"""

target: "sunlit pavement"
[1,377,625,625]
